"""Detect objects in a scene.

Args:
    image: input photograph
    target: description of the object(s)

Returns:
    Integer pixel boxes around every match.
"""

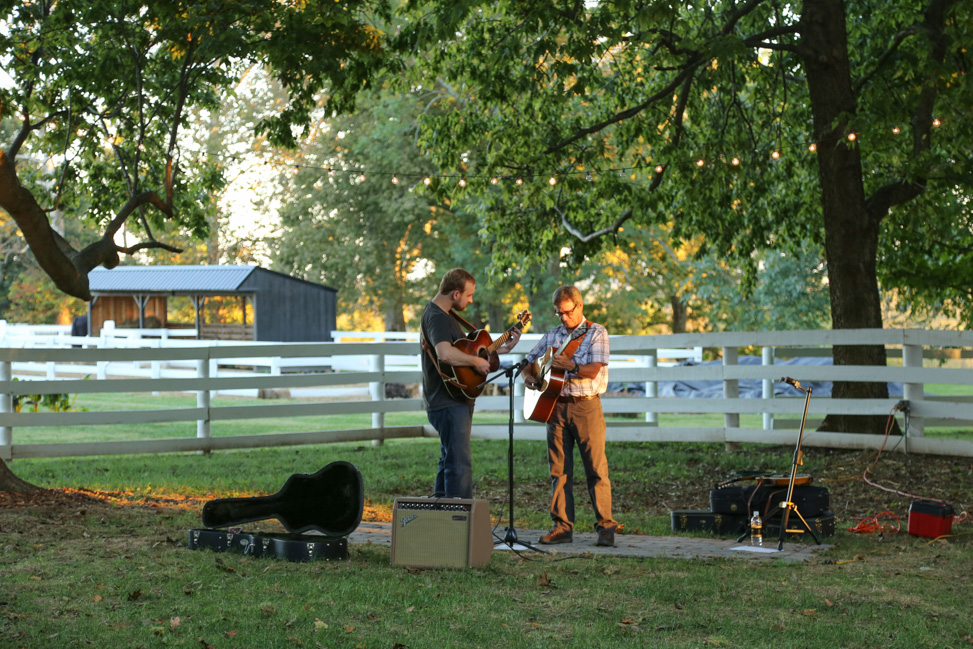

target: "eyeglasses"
[554,303,579,318]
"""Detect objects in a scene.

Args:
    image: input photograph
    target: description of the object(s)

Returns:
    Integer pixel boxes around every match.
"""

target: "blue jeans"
[427,404,474,498]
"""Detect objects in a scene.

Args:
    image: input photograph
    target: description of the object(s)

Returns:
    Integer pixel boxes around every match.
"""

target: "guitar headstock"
[516,310,531,331]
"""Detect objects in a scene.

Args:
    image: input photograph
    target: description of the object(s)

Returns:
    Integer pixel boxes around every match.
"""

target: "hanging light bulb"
[358,174,366,182]
[516,178,523,185]
[459,178,467,187]
[731,157,740,166]
[423,177,431,185]
[932,118,941,127]
[808,143,817,152]
[771,150,781,159]
[490,177,499,185]
[655,165,664,174]
[847,133,857,142]
[392,176,399,185]
[891,127,901,135]
[548,176,557,186]
[696,159,705,167]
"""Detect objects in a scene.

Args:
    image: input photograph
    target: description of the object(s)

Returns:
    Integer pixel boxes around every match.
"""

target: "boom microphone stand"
[488,360,545,553]
[737,377,823,549]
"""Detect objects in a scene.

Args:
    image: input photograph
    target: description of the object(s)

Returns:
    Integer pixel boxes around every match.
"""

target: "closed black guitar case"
[710,484,830,518]
[188,529,348,562]
[670,510,748,535]
[201,461,364,537]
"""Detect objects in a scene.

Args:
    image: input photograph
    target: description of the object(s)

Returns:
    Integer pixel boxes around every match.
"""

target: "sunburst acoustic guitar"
[441,310,531,401]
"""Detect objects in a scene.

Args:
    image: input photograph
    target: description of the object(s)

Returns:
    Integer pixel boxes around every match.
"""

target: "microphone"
[780,376,802,389]
[511,358,531,374]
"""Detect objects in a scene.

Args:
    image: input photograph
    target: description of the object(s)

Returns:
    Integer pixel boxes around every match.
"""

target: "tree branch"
[864,0,950,221]
[543,63,700,156]
[557,205,634,242]
[854,26,923,95]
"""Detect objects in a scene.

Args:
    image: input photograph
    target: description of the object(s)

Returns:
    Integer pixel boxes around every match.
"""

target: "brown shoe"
[596,528,615,547]
[539,528,573,544]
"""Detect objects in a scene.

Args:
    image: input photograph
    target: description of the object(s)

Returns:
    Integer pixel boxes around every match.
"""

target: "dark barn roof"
[88,265,336,295]
[87,265,337,342]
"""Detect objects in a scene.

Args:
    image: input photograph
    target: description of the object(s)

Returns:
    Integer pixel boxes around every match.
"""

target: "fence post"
[902,341,925,438]
[644,351,658,425]
[370,354,385,446]
[723,346,740,452]
[196,357,211,448]
[762,346,775,431]
[0,360,11,460]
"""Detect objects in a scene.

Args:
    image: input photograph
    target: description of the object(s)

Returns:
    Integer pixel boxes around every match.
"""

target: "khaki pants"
[546,396,617,532]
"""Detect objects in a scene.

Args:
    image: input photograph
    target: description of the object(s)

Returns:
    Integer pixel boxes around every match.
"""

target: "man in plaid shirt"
[520,285,619,547]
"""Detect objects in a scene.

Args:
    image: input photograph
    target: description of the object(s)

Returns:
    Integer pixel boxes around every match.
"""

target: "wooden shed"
[86,265,338,342]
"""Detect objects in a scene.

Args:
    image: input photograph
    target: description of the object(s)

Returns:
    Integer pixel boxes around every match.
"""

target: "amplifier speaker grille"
[390,497,491,568]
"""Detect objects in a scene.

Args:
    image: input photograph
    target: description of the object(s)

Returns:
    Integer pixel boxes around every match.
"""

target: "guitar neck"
[486,324,520,354]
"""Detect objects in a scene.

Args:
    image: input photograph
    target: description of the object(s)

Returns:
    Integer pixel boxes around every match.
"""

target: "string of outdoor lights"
[254,117,945,188]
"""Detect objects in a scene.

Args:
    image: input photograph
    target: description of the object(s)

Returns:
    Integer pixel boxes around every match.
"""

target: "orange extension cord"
[849,408,969,534]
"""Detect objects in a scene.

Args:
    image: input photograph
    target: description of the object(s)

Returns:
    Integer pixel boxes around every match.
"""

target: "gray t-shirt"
[420,301,473,410]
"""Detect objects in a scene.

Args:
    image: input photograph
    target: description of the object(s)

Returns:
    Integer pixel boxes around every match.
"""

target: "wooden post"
[370,354,385,446]
[0,360,12,460]
[902,341,924,438]
[762,346,775,431]
[723,346,740,452]
[644,350,658,425]
[197,357,211,450]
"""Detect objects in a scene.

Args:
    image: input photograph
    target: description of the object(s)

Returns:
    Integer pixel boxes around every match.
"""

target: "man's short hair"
[439,268,475,295]
[552,285,582,306]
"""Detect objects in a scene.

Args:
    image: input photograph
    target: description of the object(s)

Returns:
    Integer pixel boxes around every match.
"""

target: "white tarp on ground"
[611,356,904,398]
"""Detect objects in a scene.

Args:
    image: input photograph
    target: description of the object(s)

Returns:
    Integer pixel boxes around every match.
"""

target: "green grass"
[2,438,971,649]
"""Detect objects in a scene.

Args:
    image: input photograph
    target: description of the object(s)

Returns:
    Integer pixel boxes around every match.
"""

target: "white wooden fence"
[1,327,972,460]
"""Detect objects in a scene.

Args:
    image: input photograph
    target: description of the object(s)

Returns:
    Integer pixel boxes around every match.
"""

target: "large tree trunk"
[384,292,406,331]
[0,458,42,492]
[800,0,892,434]
[670,295,688,334]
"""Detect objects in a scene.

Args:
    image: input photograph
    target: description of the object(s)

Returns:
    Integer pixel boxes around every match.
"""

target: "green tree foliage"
[0,0,391,301]
[270,90,444,331]
[360,0,970,433]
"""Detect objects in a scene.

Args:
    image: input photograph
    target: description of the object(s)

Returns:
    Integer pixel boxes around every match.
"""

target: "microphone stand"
[737,377,823,549]
[489,360,545,553]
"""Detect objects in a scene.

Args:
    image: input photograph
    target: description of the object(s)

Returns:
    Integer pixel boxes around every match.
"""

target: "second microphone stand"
[737,378,823,549]
[490,361,544,553]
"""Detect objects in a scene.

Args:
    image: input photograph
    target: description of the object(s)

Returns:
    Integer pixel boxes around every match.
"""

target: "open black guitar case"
[188,461,363,562]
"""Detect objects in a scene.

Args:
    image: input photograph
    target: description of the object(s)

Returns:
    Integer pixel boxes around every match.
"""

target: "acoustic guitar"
[523,323,590,423]
[441,310,531,401]
[714,472,812,490]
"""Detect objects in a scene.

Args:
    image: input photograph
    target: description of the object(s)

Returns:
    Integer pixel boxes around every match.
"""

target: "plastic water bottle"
[750,511,763,546]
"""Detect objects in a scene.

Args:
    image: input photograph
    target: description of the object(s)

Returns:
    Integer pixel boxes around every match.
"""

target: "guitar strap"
[559,320,592,361]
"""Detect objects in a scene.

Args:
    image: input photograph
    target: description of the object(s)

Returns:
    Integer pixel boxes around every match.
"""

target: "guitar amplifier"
[390,497,492,569]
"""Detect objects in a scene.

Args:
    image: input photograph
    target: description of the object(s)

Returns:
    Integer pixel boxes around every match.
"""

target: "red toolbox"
[907,500,955,538]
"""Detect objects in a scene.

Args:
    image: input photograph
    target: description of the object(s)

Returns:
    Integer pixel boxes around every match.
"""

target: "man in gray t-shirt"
[420,268,520,498]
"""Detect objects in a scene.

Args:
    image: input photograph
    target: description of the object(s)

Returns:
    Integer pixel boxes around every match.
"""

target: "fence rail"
[2,326,972,460]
